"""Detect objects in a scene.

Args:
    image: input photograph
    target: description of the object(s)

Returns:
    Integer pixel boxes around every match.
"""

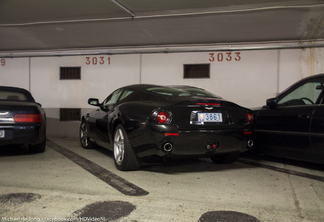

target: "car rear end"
[0,102,46,147]
[145,100,253,156]
[132,86,253,159]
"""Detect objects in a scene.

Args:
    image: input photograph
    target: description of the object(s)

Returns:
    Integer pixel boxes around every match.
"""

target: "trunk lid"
[167,97,249,130]
[0,101,40,124]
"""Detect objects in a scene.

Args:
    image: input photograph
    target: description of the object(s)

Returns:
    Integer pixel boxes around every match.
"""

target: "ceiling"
[0,0,324,54]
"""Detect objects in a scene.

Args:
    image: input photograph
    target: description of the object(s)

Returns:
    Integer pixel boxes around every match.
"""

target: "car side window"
[118,90,133,102]
[278,81,322,106]
[103,89,122,106]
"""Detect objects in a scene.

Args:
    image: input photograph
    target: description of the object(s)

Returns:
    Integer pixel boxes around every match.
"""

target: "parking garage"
[1,1,324,221]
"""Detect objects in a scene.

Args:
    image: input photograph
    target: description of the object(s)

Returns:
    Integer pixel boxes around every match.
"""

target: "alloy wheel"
[80,122,89,147]
[114,128,125,165]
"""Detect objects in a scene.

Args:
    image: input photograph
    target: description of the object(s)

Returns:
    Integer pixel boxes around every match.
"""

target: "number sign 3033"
[209,52,241,62]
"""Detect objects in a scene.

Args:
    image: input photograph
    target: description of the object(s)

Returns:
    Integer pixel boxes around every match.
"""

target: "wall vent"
[60,67,81,80]
[60,108,81,121]
[184,64,210,79]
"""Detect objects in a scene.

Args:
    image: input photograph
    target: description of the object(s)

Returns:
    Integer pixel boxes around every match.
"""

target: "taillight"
[14,114,42,123]
[196,103,221,106]
[157,111,169,124]
[246,113,253,123]
[164,133,179,136]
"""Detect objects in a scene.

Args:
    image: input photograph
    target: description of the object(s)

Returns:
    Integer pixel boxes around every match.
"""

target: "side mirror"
[266,97,278,109]
[88,98,100,106]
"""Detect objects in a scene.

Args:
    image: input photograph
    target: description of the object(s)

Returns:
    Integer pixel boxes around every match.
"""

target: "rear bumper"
[130,124,252,158]
[0,124,46,146]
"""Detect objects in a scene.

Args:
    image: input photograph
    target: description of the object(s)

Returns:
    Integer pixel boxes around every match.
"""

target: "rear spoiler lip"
[168,97,235,108]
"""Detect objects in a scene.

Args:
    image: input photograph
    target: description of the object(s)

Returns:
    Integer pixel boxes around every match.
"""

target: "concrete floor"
[0,137,324,222]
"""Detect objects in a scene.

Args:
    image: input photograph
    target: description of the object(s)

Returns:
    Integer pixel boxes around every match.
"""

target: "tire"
[29,139,46,154]
[80,121,95,149]
[114,124,142,171]
[211,151,240,164]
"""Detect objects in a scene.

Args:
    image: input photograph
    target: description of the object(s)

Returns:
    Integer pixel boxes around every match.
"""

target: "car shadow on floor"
[92,144,255,174]
[0,144,31,156]
[94,146,255,173]
[94,145,324,175]
[141,156,255,174]
[241,151,324,172]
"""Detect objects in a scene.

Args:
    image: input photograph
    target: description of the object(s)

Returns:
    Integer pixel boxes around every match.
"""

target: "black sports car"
[0,86,46,153]
[253,73,324,164]
[80,84,254,170]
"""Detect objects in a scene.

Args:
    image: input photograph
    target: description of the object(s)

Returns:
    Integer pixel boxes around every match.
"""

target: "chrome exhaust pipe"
[247,139,254,148]
[163,142,173,152]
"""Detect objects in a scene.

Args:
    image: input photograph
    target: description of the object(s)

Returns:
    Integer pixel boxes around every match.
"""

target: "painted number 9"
[1,59,5,66]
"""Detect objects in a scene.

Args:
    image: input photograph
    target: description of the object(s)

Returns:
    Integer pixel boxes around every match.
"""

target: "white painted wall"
[141,51,279,108]
[0,58,30,90]
[1,47,324,137]
[30,55,140,113]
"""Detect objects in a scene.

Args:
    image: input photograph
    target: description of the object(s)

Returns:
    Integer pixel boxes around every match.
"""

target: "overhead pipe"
[1,41,324,58]
[111,0,135,19]
[1,3,323,27]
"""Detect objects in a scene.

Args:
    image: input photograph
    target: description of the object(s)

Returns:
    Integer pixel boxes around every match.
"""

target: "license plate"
[0,130,5,138]
[198,113,223,123]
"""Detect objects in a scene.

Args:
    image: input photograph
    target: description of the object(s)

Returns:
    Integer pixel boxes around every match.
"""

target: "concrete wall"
[1,48,324,137]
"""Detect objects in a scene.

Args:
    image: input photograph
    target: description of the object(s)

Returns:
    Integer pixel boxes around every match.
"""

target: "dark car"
[80,84,253,170]
[0,86,46,153]
[253,73,324,164]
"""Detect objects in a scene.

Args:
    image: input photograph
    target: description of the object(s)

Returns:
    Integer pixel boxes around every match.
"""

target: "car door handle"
[298,114,310,119]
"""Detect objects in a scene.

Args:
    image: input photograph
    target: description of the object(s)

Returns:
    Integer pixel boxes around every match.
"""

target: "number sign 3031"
[85,57,111,65]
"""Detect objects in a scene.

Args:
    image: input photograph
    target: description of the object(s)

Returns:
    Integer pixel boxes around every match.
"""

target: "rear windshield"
[0,89,34,102]
[146,87,222,98]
